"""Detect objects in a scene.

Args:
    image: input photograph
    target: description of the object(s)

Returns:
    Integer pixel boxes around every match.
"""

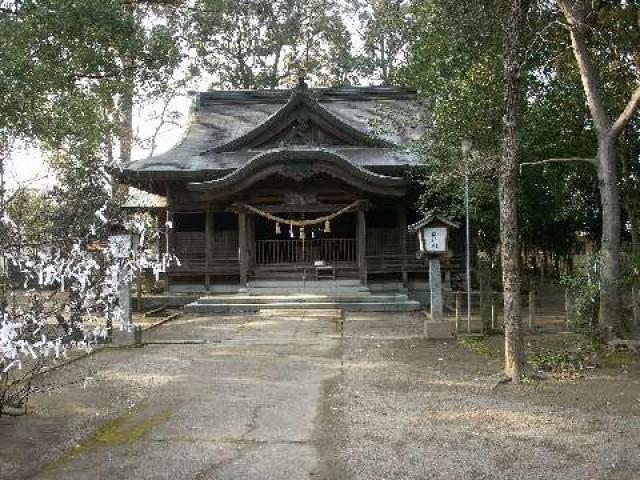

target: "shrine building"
[120,80,462,311]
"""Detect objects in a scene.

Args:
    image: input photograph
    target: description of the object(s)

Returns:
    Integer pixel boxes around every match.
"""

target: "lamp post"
[461,139,472,333]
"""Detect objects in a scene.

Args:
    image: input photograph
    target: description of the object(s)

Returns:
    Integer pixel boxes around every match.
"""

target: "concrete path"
[39,310,342,480]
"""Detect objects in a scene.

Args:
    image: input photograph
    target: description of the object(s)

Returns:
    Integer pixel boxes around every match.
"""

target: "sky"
[7,93,194,191]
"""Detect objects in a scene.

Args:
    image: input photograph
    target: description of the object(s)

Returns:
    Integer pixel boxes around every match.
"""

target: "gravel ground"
[1,310,639,479]
[314,312,640,480]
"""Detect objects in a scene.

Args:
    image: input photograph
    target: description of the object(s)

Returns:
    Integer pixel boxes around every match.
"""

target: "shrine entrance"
[252,211,358,279]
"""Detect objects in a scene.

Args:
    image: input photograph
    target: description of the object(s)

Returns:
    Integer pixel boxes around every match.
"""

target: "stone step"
[194,293,409,305]
[257,308,343,317]
[247,279,363,288]
[247,287,371,295]
[185,300,420,314]
[368,282,408,293]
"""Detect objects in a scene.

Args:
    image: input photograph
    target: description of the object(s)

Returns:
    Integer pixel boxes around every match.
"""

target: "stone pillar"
[239,212,248,287]
[118,263,131,331]
[357,209,367,284]
[398,206,408,286]
[424,255,454,339]
[429,257,443,321]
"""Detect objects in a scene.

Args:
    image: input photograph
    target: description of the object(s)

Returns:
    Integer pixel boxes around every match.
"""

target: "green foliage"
[561,254,603,339]
[398,1,507,249]
[401,1,504,155]
[5,189,55,242]
[399,0,617,260]
[621,242,640,289]
[457,336,501,359]
[528,346,597,377]
[47,153,113,240]
[191,0,354,88]
[351,0,412,84]
[519,163,601,257]
[0,0,184,147]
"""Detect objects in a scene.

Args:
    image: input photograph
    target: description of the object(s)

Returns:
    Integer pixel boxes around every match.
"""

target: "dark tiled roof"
[122,85,421,182]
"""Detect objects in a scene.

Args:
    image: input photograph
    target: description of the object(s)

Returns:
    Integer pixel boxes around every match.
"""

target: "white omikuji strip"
[0,206,179,376]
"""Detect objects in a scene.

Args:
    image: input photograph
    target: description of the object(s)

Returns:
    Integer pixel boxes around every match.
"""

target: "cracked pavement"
[7,309,640,480]
[36,310,342,480]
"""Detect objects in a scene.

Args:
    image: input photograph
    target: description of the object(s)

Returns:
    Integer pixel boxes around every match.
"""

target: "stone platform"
[184,280,420,314]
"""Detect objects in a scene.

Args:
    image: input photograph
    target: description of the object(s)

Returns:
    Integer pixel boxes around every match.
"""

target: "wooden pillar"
[247,214,255,270]
[165,209,175,293]
[399,206,408,285]
[357,210,367,284]
[239,212,248,287]
[166,209,175,255]
[205,207,214,290]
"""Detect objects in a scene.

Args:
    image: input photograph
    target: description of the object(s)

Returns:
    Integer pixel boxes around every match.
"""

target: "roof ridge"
[196,85,417,106]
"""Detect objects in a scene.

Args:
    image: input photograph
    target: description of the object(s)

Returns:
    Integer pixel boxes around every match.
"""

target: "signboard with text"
[423,227,448,253]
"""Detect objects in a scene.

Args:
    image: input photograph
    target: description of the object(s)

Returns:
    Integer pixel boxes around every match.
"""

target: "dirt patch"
[314,312,640,480]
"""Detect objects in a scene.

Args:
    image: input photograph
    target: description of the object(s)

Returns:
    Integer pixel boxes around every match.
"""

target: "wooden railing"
[170,231,238,275]
[255,238,356,265]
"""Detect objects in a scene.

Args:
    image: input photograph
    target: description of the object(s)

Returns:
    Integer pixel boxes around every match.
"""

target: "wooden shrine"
[119,79,462,290]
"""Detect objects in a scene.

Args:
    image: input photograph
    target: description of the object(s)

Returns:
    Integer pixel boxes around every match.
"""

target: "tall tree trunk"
[119,81,134,165]
[631,214,640,330]
[597,136,622,334]
[0,140,8,320]
[500,0,526,381]
[558,0,640,335]
[120,0,136,165]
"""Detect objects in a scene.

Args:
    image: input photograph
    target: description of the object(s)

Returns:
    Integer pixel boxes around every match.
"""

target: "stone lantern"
[409,214,459,339]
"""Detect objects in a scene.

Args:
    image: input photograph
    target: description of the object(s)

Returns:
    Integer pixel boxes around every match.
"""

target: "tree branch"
[0,7,19,15]
[519,157,596,172]
[557,0,611,134]
[611,85,640,137]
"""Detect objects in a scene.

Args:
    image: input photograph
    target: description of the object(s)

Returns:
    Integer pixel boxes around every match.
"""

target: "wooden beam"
[357,210,367,284]
[205,206,214,289]
[239,212,248,286]
[399,206,408,286]
[167,210,175,255]
[248,214,255,270]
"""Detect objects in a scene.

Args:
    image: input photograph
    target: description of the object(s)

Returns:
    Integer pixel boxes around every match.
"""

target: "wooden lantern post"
[409,215,459,339]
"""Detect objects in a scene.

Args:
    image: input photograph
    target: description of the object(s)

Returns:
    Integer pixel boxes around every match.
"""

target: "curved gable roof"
[120,84,421,189]
[207,84,395,153]
[188,149,408,198]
